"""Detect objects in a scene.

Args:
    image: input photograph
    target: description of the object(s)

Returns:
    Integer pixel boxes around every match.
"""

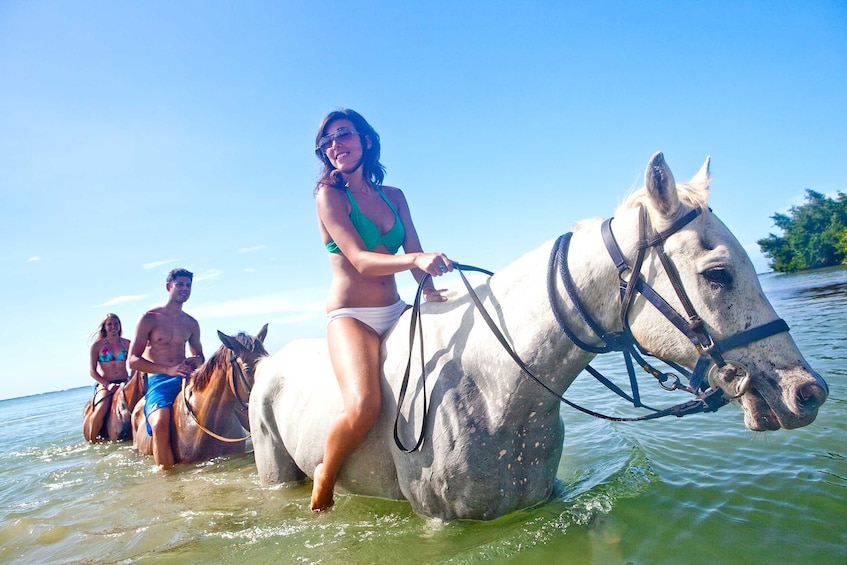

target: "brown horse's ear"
[257,324,268,343]
[217,330,237,350]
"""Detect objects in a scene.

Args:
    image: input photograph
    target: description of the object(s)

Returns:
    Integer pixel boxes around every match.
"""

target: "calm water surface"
[1,268,845,564]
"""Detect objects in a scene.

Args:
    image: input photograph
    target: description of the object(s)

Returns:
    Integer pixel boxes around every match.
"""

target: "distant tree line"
[757,189,847,272]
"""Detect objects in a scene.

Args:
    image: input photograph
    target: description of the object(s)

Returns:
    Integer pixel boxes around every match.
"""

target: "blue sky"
[1,1,845,400]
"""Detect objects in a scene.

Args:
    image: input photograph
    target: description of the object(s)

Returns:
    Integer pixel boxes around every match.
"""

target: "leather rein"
[91,372,140,408]
[182,349,252,443]
[394,204,790,452]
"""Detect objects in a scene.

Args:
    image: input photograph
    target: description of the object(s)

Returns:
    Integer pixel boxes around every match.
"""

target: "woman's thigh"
[327,317,382,408]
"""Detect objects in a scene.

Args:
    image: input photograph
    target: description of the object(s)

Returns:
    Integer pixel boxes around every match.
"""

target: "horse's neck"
[491,214,633,382]
[189,359,236,407]
[561,217,632,337]
[490,232,605,393]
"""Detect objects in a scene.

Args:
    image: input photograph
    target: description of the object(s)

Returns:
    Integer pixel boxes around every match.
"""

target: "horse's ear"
[691,156,712,190]
[257,323,268,343]
[644,151,680,217]
[218,330,236,350]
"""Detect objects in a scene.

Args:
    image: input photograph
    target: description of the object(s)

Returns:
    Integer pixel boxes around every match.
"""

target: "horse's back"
[250,338,403,498]
[251,339,334,484]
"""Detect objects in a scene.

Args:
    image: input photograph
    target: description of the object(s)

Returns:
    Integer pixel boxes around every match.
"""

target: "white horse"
[250,152,827,521]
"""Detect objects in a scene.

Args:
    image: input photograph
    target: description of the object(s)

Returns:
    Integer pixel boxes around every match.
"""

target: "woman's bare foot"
[310,463,335,511]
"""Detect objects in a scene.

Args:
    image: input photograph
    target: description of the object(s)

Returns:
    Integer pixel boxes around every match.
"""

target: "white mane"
[620,178,710,213]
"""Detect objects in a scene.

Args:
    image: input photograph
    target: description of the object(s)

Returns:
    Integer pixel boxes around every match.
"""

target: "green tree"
[757,189,847,272]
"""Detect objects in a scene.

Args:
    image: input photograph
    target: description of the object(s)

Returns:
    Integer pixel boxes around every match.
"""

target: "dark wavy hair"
[314,109,386,193]
[166,268,193,284]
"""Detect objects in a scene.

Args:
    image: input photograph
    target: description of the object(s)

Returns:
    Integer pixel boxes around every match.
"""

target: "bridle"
[550,204,789,414]
[182,348,253,443]
[394,204,791,452]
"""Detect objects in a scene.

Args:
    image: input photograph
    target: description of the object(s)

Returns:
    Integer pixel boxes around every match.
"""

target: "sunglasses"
[316,126,360,152]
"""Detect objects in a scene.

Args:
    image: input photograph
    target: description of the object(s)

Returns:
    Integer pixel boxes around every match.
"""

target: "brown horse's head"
[191,324,269,392]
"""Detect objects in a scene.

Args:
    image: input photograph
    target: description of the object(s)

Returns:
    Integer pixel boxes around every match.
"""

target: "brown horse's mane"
[190,332,264,391]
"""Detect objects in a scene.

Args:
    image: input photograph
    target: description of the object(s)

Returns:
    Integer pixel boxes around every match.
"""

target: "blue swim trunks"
[143,373,182,436]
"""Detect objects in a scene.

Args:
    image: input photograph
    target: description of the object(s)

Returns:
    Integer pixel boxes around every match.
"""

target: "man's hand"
[167,362,195,378]
[185,356,203,370]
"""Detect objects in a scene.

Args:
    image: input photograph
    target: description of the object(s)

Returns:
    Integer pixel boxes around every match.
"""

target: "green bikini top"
[326,188,406,255]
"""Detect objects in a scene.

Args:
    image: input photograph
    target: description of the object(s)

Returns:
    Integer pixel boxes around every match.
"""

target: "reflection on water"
[798,280,847,300]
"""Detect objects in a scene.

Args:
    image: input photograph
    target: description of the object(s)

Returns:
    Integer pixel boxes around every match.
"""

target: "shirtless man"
[129,268,204,469]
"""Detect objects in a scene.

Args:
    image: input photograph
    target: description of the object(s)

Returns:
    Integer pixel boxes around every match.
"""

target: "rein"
[182,349,252,443]
[393,264,494,453]
[92,386,116,408]
[394,205,791,452]
[92,374,136,408]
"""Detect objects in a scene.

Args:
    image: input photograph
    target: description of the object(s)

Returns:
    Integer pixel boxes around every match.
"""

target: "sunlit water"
[1,268,845,564]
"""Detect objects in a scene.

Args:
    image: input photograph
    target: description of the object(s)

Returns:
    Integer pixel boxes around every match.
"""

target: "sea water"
[1,268,845,564]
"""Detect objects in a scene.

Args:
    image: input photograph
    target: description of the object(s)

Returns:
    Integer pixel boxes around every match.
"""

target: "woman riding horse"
[249,153,827,520]
[310,109,454,510]
[84,313,142,441]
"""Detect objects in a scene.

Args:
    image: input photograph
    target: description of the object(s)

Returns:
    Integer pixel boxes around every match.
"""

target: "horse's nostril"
[796,382,827,414]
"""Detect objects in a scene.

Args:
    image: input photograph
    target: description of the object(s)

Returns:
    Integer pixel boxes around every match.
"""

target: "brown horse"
[83,371,147,442]
[132,325,268,464]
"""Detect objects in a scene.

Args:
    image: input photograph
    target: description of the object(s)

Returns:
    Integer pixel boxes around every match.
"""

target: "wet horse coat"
[132,326,268,464]
[249,153,827,520]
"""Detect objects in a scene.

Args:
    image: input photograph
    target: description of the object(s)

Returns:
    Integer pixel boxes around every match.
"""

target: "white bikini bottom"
[326,299,407,337]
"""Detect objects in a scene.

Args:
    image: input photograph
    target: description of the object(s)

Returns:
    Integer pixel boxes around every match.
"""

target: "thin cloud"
[238,245,268,253]
[194,269,222,282]
[97,295,147,307]
[192,295,324,319]
[269,311,326,325]
[26,257,40,262]
[142,259,180,270]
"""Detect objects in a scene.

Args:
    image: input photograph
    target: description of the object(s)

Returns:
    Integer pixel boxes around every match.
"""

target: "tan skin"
[128,275,204,469]
[311,117,453,511]
[85,315,130,441]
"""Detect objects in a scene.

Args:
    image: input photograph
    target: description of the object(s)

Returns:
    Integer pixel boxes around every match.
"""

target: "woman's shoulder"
[315,183,347,201]
[380,184,406,200]
[380,185,409,209]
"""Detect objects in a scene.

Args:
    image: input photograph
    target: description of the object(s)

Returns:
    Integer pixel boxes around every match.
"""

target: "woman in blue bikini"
[312,109,454,511]
[86,313,131,440]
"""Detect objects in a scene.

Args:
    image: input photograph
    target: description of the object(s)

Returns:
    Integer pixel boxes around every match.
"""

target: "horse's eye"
[703,267,732,289]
